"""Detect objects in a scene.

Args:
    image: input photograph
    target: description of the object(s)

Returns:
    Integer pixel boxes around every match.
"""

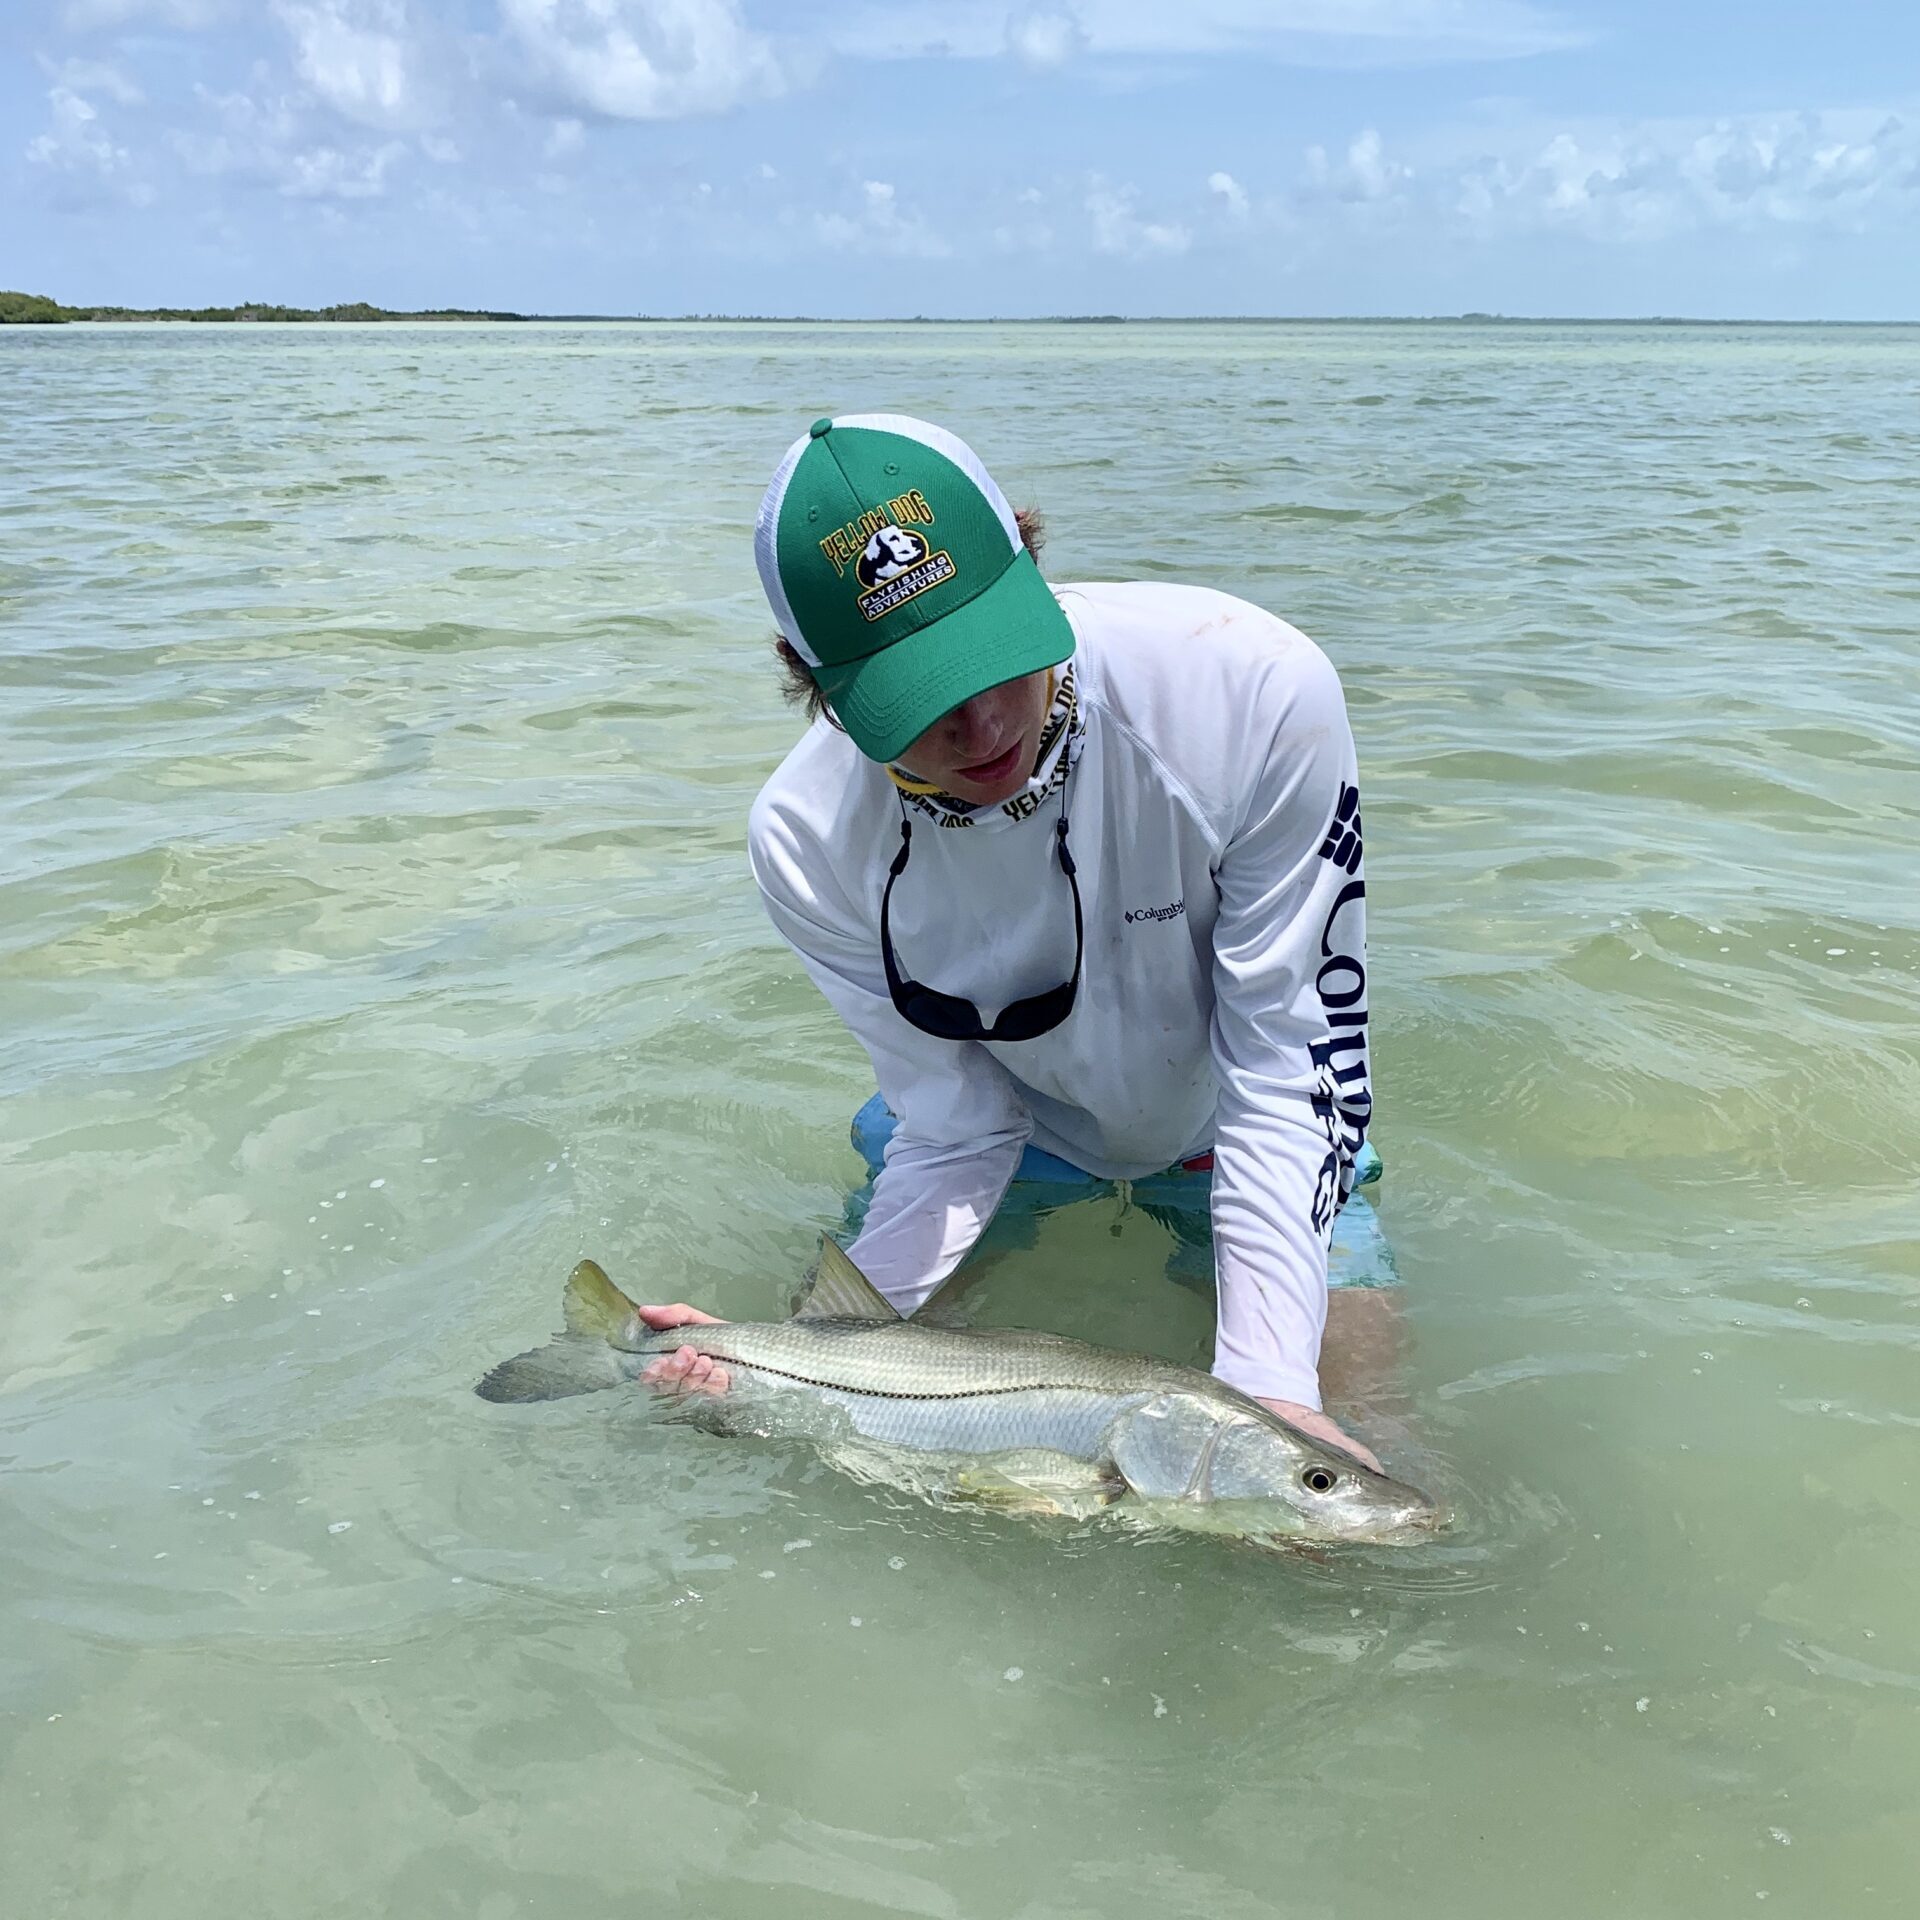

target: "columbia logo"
[1125,900,1186,925]
[1318,783,1363,875]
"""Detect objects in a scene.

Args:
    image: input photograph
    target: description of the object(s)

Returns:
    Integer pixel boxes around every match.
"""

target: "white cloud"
[59,0,225,27]
[281,139,406,196]
[992,185,1053,251]
[1348,127,1406,199]
[273,0,433,131]
[173,83,294,175]
[500,0,786,121]
[39,56,146,105]
[1444,110,1920,244]
[837,0,1582,65]
[545,116,586,157]
[1305,127,1414,203]
[25,86,154,205]
[1086,178,1189,256]
[815,178,950,258]
[1207,169,1248,217]
[173,81,411,200]
[1006,5,1086,68]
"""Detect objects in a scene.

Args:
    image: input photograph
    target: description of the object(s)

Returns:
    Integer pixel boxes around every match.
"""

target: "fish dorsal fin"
[793,1235,901,1322]
[563,1258,642,1343]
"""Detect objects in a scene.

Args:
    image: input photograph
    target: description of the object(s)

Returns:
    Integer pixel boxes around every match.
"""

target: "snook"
[477,1240,1441,1548]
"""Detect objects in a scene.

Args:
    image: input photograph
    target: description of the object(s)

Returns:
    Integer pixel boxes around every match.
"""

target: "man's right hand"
[636,1303,731,1397]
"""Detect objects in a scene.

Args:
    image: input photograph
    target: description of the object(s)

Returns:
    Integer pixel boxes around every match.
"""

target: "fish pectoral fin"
[790,1235,902,1323]
[652,1389,766,1439]
[953,1464,1124,1517]
[953,1479,1076,1518]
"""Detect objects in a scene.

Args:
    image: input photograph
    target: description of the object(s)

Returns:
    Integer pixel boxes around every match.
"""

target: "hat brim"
[816,551,1075,764]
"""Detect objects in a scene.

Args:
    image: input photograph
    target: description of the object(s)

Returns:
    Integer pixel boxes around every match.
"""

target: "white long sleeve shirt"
[747,581,1373,1410]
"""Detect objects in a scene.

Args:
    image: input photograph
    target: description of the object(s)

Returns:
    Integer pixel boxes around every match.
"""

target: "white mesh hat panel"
[753,428,816,663]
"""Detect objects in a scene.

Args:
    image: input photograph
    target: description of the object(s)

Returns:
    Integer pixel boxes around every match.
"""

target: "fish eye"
[1301,1465,1339,1495]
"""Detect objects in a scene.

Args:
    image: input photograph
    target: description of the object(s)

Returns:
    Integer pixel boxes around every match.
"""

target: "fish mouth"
[1244,1513,1445,1552]
[1367,1498,1451,1545]
[1194,1488,1448,1550]
[1311,1492,1453,1548]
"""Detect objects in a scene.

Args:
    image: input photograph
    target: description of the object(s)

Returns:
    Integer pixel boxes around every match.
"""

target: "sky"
[5,1,1919,318]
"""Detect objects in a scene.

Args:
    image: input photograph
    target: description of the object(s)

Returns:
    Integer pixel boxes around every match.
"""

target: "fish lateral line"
[669,1347,1125,1404]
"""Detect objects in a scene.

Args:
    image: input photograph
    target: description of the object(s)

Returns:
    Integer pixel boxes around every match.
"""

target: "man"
[639,413,1381,1469]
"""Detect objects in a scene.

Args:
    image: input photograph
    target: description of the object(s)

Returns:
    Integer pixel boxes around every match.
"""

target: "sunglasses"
[879,757,1082,1043]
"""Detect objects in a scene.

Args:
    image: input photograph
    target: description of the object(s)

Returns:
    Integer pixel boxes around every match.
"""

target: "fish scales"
[629,1322,1173,1456]
[633,1318,1199,1400]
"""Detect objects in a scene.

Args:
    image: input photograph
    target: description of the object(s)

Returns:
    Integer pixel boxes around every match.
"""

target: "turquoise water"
[3,321,1918,1916]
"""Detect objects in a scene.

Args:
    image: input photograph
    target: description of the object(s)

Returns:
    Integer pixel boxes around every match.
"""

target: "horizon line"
[15,310,1919,328]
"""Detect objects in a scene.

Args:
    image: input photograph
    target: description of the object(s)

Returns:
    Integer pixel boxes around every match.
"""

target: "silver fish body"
[478,1247,1440,1548]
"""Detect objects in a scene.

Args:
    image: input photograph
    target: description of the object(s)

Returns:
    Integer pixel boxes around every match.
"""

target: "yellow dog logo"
[856,524,930,590]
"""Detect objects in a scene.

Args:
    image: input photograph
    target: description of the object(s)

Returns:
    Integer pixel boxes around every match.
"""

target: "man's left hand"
[1258,1399,1383,1475]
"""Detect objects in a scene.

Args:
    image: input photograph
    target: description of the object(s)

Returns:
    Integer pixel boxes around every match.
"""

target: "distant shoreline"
[0,293,528,326]
[2,292,1910,328]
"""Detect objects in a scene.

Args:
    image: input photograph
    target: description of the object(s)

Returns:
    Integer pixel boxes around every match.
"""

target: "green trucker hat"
[754,413,1075,764]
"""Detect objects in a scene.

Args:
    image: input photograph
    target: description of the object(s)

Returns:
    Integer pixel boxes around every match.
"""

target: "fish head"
[1110,1393,1445,1546]
[1202,1416,1444,1547]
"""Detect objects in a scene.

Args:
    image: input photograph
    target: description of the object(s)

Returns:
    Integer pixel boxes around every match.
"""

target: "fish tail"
[475,1259,646,1403]
[475,1339,629,1403]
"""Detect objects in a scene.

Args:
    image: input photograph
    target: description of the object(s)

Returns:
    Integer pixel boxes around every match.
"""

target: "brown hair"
[773,505,1049,729]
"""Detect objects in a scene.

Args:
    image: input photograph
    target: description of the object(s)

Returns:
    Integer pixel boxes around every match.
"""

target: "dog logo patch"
[856,524,930,589]
[813,489,955,621]
[852,522,956,622]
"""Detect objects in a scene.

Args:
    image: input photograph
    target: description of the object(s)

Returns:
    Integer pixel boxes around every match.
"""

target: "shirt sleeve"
[749,794,1031,1314]
[1207,641,1373,1410]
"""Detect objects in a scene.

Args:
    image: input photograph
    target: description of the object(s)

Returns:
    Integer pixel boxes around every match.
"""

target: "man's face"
[894,668,1054,806]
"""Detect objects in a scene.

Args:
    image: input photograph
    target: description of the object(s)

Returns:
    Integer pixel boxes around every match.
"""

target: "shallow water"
[3,320,1917,1917]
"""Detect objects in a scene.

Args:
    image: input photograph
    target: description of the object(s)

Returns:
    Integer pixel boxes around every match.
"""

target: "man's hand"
[1258,1398,1383,1475]
[637,1303,731,1398]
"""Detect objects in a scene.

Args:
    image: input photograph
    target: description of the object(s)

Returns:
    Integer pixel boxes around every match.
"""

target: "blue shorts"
[847,1094,1396,1289]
